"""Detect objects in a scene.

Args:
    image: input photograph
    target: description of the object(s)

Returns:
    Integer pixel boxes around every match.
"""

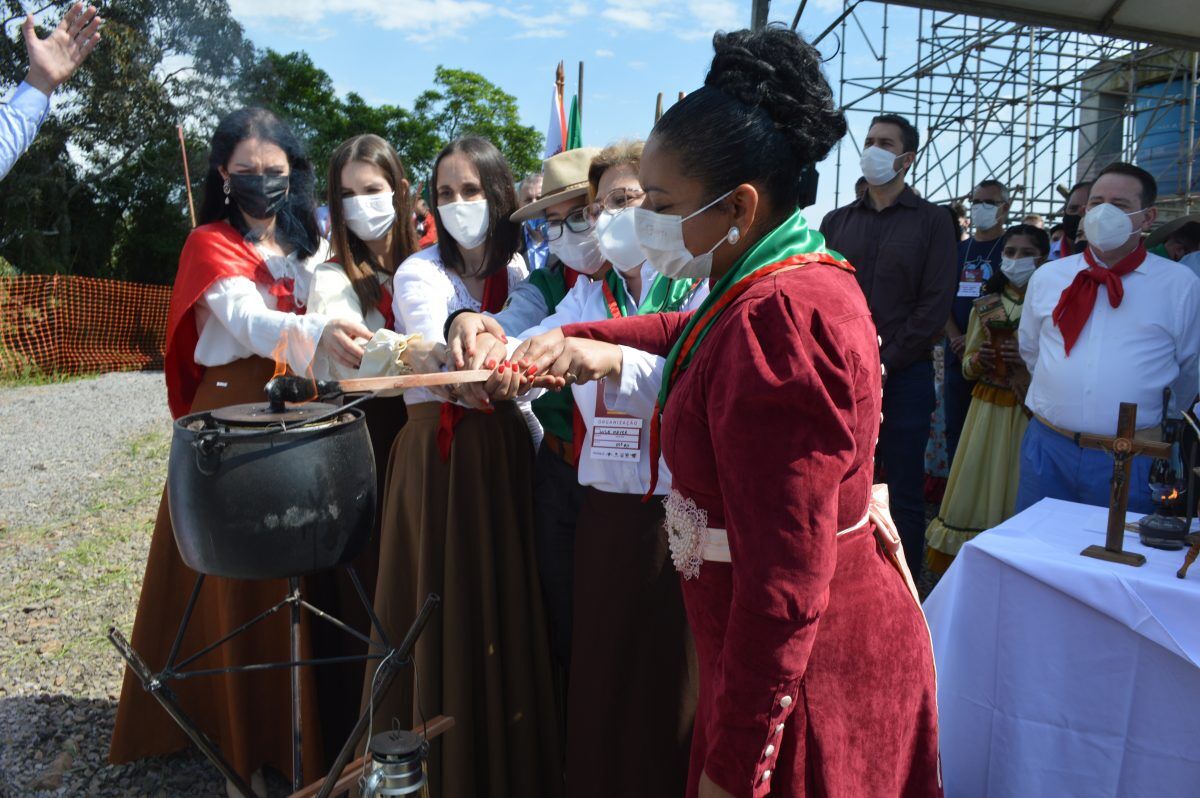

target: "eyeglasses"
[545,207,593,241]
[587,187,646,220]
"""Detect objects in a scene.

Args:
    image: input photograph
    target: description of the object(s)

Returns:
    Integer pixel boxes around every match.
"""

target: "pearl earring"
[728,226,741,245]
[223,181,231,206]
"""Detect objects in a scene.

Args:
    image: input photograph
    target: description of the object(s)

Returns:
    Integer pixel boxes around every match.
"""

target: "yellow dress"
[925,285,1029,575]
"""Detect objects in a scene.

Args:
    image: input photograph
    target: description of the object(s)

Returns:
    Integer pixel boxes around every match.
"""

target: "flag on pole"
[545,61,567,158]
[566,95,582,150]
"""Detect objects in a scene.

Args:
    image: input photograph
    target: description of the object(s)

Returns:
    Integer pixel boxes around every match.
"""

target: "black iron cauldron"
[168,401,376,580]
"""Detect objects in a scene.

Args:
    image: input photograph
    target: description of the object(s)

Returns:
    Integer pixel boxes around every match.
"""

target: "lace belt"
[664,490,871,580]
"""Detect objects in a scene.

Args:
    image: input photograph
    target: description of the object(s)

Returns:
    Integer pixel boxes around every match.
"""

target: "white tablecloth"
[923,498,1200,798]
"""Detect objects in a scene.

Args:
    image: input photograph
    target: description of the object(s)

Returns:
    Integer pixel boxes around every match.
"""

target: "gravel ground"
[0,372,292,797]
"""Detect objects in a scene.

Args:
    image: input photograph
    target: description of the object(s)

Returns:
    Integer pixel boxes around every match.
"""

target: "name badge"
[590,383,642,462]
[957,280,984,298]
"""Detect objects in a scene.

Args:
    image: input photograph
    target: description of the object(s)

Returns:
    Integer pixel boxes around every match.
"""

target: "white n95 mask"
[595,209,645,271]
[633,190,737,280]
[1083,203,1140,253]
[548,226,606,275]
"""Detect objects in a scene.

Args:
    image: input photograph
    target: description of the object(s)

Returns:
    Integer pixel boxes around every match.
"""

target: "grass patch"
[0,426,168,676]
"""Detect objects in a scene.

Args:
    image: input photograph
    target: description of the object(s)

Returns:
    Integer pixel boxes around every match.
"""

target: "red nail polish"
[527,366,538,376]
[486,359,496,369]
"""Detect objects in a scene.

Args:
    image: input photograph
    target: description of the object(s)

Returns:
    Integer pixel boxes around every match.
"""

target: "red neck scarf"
[1051,243,1146,355]
[253,262,306,315]
[437,268,510,460]
[376,285,395,331]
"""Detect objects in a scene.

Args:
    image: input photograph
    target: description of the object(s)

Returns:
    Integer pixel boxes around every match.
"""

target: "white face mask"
[1000,255,1038,287]
[633,190,736,280]
[1083,203,1141,253]
[439,199,489,250]
[970,203,1000,231]
[860,146,906,186]
[548,225,606,275]
[595,209,645,270]
[342,192,396,242]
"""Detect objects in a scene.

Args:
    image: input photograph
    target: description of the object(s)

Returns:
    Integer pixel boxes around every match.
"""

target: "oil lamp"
[360,729,430,797]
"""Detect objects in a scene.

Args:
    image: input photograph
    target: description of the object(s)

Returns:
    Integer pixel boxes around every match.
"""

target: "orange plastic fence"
[0,275,172,379]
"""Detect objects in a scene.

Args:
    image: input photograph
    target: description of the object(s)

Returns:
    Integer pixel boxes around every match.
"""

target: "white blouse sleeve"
[308,263,366,326]
[201,276,329,374]
[393,255,453,344]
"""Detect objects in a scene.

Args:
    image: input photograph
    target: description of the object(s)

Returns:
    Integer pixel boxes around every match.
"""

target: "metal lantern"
[361,730,429,797]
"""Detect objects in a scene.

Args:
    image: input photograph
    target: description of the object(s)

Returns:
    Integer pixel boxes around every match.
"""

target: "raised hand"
[23,3,102,96]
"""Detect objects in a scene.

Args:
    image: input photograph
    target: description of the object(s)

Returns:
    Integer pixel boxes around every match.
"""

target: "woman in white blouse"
[369,136,562,798]
[111,107,360,797]
[306,133,446,763]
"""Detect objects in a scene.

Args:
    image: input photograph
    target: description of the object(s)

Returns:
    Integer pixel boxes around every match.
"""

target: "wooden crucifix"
[1079,402,1173,567]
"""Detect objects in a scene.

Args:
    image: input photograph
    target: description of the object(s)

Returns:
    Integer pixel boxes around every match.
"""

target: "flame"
[1163,488,1181,502]
[271,334,288,380]
[269,329,319,405]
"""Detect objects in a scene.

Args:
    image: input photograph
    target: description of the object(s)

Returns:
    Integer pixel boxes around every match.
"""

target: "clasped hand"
[443,315,624,406]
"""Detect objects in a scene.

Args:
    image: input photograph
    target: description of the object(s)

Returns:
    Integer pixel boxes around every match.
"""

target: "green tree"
[0,0,256,281]
[0,2,543,283]
[413,66,543,180]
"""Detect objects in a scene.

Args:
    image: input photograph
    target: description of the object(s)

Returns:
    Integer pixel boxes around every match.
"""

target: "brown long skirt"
[567,488,698,798]
[367,401,563,798]
[110,357,342,782]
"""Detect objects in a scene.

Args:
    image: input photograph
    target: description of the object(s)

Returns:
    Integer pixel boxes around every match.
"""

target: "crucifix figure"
[1079,402,1173,567]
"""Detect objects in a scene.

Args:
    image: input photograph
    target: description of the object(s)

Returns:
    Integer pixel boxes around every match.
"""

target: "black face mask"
[1061,212,1081,241]
[228,173,290,220]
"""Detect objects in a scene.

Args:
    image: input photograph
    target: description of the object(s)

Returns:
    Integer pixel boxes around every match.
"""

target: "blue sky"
[228,0,917,224]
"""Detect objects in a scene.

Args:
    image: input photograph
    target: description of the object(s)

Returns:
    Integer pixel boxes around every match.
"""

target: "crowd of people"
[4,7,1200,798]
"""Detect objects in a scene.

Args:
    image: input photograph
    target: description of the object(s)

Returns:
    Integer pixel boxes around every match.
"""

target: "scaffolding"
[794,2,1200,223]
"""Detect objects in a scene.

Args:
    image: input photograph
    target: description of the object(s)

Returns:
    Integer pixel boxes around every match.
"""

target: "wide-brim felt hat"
[510,147,602,222]
[1146,212,1200,249]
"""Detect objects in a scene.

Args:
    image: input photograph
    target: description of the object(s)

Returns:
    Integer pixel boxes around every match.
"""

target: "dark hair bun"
[704,26,847,166]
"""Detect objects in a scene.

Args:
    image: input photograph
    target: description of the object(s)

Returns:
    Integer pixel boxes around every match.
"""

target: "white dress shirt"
[513,262,709,496]
[1019,249,1200,434]
[392,245,527,408]
[0,82,49,181]
[193,240,331,375]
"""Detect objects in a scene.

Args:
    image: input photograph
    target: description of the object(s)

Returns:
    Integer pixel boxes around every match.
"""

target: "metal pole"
[578,61,584,121]
[289,577,303,792]
[1187,51,1198,212]
[108,628,257,798]
[752,0,770,31]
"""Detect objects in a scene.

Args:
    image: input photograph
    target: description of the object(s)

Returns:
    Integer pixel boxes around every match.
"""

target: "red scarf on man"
[1051,243,1146,355]
[436,268,509,460]
[165,222,305,418]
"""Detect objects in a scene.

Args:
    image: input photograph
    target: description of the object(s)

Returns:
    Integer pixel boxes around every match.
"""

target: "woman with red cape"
[110,107,377,797]
[508,27,941,798]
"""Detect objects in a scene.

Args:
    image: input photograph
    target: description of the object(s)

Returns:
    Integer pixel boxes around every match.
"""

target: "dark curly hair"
[651,25,847,213]
[199,107,320,259]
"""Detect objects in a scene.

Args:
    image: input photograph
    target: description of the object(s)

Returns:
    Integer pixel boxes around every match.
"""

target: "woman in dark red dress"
[508,28,940,798]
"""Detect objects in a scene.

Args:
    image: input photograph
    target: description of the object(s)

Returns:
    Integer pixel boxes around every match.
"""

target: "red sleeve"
[164,222,261,418]
[702,288,859,796]
[561,310,693,357]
